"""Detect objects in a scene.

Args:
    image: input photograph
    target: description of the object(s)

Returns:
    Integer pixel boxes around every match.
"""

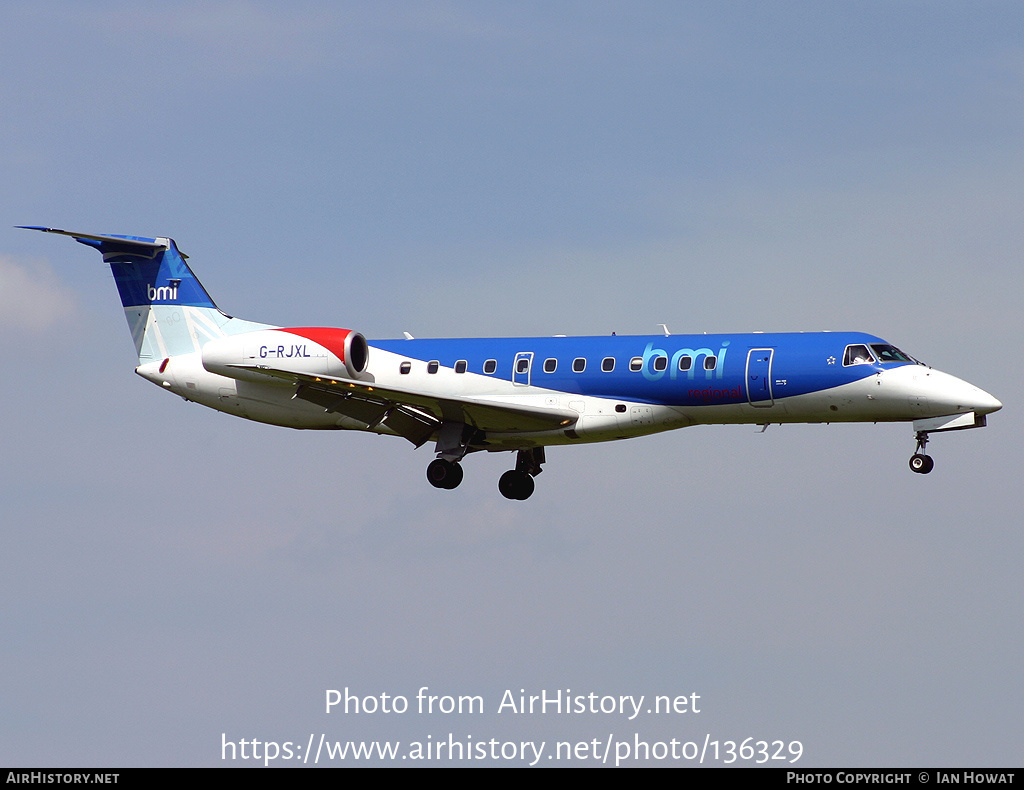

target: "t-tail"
[19,227,270,362]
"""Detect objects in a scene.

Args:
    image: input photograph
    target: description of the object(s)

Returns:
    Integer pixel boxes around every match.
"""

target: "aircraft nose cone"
[926,369,1001,416]
[973,389,1002,416]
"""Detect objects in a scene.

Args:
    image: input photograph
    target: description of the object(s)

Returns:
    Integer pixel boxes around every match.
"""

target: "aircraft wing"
[229,364,579,445]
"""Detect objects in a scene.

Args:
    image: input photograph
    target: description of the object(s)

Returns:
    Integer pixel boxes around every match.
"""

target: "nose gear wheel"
[909,431,934,474]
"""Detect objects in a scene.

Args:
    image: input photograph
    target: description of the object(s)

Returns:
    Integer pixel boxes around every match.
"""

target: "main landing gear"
[498,448,545,500]
[426,421,472,491]
[908,430,935,474]
[426,458,464,489]
[425,447,546,500]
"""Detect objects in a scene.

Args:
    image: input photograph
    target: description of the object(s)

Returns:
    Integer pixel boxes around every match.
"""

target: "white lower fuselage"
[137,340,1001,452]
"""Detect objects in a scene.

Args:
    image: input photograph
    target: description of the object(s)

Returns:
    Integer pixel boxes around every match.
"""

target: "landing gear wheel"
[909,454,934,474]
[498,470,535,500]
[427,459,463,489]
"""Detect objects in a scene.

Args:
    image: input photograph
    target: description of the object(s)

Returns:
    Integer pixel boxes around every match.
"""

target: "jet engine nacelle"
[201,326,369,383]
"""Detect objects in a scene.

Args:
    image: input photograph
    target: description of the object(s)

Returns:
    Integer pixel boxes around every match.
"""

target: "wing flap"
[295,385,390,424]
[292,383,437,446]
[237,364,579,433]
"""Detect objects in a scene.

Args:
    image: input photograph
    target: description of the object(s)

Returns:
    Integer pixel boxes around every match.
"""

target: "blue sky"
[1,1,1021,766]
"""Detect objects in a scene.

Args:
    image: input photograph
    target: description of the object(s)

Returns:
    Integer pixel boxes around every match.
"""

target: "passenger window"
[704,355,717,371]
[653,356,668,372]
[399,361,411,375]
[678,356,692,371]
[427,360,439,374]
[516,358,530,374]
[483,359,497,374]
[629,357,643,371]
[843,345,873,366]
[543,358,557,373]
[602,357,615,372]
[572,358,586,373]
[454,360,467,374]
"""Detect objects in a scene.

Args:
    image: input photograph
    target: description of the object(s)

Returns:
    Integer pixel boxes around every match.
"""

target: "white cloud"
[0,255,76,331]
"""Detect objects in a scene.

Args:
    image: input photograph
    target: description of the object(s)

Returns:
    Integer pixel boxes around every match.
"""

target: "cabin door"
[512,352,533,386]
[746,348,774,407]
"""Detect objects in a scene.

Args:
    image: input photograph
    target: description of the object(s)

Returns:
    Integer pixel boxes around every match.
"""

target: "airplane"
[22,226,1002,500]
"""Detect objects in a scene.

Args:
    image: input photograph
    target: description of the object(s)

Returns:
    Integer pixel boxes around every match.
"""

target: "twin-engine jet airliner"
[23,227,1001,500]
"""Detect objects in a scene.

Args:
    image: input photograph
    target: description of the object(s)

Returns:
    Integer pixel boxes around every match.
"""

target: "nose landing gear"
[909,431,934,474]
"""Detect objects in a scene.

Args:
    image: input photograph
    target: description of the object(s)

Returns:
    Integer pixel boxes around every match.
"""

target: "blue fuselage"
[374,331,898,409]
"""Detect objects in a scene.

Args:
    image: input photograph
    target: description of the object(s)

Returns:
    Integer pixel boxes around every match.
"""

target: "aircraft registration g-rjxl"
[24,226,1001,500]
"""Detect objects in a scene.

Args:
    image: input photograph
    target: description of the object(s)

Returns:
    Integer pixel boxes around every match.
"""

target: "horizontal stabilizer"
[17,227,169,253]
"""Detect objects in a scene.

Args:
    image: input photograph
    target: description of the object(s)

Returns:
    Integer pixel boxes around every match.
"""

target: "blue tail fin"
[19,227,269,361]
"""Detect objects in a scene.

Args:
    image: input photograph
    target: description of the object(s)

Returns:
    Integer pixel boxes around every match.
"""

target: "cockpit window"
[870,344,916,364]
[843,344,874,366]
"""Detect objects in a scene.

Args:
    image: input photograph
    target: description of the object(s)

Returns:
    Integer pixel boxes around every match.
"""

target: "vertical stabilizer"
[19,227,270,362]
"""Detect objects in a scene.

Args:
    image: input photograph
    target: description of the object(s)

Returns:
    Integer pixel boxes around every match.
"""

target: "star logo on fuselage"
[827,356,836,365]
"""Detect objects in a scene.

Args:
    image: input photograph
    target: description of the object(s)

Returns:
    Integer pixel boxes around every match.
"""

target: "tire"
[515,473,535,500]
[498,470,534,500]
[427,459,462,489]
[909,454,934,474]
[498,470,518,499]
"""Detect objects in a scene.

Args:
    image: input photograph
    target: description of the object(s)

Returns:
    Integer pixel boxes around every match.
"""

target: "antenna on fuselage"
[658,324,671,336]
